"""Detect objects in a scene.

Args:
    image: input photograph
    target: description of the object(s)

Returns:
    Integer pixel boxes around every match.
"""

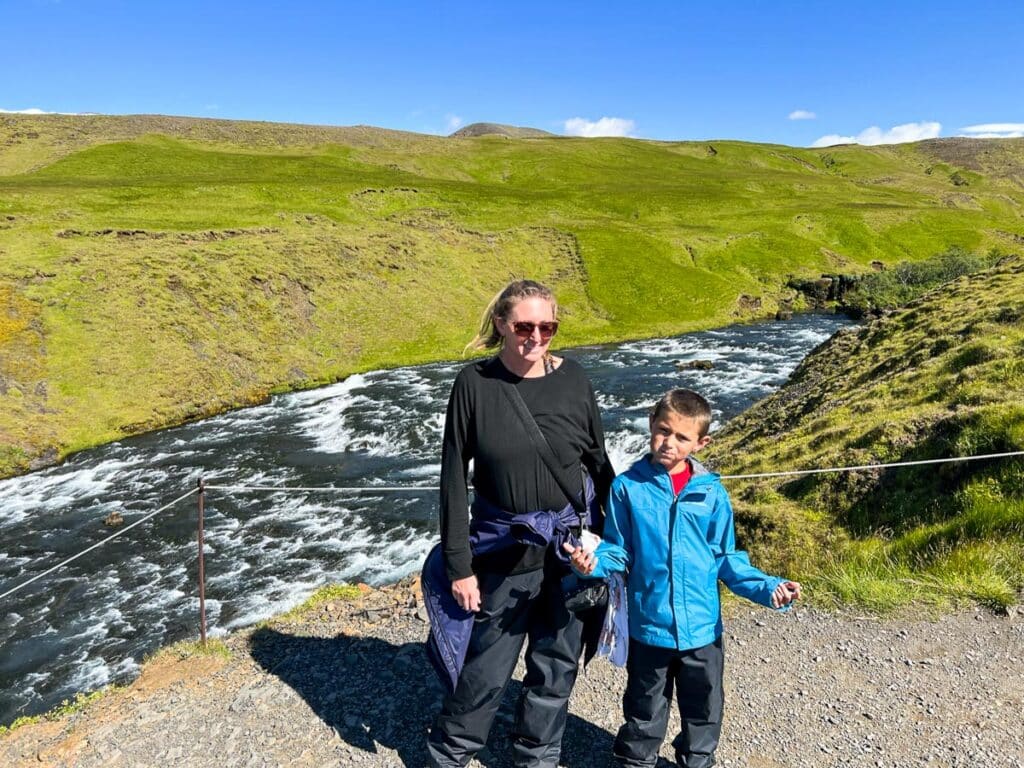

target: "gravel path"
[3,578,1022,767]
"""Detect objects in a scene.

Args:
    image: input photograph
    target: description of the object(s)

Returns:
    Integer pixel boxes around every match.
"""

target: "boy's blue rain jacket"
[588,456,785,651]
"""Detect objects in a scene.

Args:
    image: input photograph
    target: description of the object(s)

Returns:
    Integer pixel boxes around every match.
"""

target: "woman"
[425,279,615,767]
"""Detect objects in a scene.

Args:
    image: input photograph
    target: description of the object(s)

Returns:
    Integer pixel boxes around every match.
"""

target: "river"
[0,313,854,725]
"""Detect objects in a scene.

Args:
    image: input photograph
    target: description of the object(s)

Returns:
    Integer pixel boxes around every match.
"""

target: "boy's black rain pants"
[613,636,724,768]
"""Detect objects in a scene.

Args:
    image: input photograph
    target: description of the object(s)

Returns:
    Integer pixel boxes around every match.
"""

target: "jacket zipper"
[666,474,681,649]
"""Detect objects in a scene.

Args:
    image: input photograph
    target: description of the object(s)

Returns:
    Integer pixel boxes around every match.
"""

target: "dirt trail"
[3,580,1022,767]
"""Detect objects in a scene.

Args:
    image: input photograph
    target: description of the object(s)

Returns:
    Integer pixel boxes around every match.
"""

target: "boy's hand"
[771,580,802,608]
[562,542,597,576]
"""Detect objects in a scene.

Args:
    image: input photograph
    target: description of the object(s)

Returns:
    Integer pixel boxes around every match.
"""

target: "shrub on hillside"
[847,246,1004,314]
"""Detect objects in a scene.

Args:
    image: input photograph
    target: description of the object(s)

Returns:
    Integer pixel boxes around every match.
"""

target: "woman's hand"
[451,574,482,612]
[562,542,597,576]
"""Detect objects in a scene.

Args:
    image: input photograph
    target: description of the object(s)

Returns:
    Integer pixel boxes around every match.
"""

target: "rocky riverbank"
[2,579,1022,767]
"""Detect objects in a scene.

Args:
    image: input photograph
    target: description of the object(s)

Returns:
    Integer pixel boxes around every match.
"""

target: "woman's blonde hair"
[465,279,558,353]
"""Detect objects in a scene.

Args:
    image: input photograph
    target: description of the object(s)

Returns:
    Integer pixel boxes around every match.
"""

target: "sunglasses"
[510,320,559,340]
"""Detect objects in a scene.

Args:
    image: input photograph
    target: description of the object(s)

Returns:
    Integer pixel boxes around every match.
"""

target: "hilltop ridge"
[449,122,556,138]
[0,112,438,175]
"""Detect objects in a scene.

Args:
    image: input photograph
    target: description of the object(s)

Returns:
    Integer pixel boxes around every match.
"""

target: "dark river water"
[0,313,854,724]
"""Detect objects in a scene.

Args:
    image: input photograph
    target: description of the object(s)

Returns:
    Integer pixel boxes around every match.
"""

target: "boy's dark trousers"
[613,636,724,768]
[426,560,584,768]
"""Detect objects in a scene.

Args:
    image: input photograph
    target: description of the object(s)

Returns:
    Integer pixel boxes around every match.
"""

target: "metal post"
[197,476,207,646]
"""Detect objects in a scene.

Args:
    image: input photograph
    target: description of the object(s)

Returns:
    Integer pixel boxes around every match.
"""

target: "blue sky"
[2,1,1022,147]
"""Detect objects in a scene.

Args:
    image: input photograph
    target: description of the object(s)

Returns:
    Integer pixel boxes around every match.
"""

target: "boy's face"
[648,410,711,475]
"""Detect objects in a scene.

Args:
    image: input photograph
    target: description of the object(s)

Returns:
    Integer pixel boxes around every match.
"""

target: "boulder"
[676,360,715,371]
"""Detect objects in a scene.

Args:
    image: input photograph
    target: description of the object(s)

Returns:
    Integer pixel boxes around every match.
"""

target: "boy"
[566,388,800,768]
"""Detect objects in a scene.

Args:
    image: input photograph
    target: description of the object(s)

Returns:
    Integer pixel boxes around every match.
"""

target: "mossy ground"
[272,583,364,624]
[145,637,233,663]
[2,114,1024,478]
[710,260,1024,611]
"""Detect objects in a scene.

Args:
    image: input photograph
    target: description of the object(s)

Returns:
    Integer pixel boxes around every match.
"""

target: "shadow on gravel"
[250,627,618,767]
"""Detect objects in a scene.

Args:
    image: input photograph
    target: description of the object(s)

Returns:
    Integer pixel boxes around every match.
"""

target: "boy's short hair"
[650,389,713,437]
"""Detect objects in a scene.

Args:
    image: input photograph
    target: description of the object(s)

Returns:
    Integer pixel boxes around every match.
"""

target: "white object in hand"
[579,530,601,554]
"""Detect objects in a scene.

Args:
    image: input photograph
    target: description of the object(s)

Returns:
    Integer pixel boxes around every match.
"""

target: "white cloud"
[563,116,635,138]
[812,121,942,148]
[0,107,79,115]
[788,110,816,121]
[959,122,1024,139]
[445,114,463,132]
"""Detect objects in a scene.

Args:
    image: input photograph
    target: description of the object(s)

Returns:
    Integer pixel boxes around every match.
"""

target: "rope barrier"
[203,484,440,492]
[201,450,1024,493]
[718,450,1024,480]
[0,486,200,602]
[3,449,1021,604]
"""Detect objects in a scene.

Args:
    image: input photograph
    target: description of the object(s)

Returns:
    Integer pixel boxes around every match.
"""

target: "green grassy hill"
[450,122,556,138]
[1,113,1023,477]
[710,258,1024,610]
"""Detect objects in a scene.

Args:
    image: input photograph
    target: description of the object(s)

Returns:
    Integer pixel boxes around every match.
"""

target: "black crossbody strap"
[499,378,587,518]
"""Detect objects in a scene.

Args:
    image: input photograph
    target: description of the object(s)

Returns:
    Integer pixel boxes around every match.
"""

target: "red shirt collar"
[670,461,693,495]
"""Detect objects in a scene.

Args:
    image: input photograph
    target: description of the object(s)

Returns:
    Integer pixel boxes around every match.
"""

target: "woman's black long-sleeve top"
[439,356,615,581]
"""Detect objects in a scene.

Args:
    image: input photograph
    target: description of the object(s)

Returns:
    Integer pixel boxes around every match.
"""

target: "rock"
[675,360,715,371]
[103,511,125,527]
[28,447,59,471]
[776,309,793,320]
[737,294,762,312]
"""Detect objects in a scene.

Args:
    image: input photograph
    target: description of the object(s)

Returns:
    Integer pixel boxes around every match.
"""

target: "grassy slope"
[1,113,1023,477]
[709,259,1024,610]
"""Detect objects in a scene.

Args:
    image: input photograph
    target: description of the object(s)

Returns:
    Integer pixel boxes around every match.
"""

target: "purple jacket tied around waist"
[421,475,597,693]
